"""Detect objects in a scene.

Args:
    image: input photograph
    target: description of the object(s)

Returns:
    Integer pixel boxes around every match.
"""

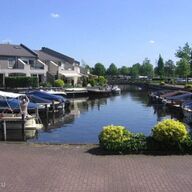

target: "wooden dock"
[0,114,26,141]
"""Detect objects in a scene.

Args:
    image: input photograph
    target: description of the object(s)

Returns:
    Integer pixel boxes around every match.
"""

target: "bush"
[99,125,132,152]
[99,125,147,153]
[159,81,165,85]
[54,79,64,87]
[152,119,188,144]
[88,79,96,87]
[97,76,107,86]
[185,84,192,90]
[179,133,192,153]
[124,133,147,153]
[5,77,38,88]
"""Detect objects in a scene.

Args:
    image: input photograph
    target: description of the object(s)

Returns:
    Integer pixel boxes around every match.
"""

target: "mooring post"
[22,114,25,141]
[52,101,55,124]
[3,120,6,141]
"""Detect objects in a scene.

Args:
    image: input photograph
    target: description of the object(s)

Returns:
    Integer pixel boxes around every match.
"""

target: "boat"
[87,87,112,97]
[160,90,188,104]
[165,93,192,109]
[0,98,39,113]
[27,90,65,103]
[0,113,43,139]
[0,91,44,139]
[45,89,67,98]
[26,94,52,109]
[182,101,192,123]
[111,86,121,94]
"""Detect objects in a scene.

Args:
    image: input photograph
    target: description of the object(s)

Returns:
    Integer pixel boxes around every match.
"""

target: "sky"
[0,0,192,67]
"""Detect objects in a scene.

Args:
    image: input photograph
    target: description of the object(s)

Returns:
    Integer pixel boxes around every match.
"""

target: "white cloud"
[2,39,12,44]
[149,40,155,44]
[50,13,60,18]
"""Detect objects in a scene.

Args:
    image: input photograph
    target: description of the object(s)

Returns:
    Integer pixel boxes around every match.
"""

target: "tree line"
[85,43,192,80]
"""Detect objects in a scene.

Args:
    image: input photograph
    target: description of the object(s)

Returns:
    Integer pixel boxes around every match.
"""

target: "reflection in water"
[30,87,186,144]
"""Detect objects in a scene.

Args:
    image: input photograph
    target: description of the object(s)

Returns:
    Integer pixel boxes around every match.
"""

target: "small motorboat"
[28,90,65,103]
[111,86,121,94]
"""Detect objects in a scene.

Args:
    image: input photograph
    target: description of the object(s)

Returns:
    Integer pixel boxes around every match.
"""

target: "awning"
[59,71,82,78]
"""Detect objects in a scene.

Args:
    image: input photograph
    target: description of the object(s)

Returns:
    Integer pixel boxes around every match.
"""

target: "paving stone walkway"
[0,143,192,192]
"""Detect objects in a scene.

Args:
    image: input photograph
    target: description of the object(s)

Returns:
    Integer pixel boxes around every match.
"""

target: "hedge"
[5,77,38,88]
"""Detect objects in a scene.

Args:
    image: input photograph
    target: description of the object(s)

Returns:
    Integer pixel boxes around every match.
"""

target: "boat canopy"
[0,91,24,98]
[0,98,38,110]
[167,93,192,100]
[27,94,52,104]
[28,91,65,103]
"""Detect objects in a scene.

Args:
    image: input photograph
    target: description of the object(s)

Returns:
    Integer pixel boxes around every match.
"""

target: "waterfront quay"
[0,143,192,192]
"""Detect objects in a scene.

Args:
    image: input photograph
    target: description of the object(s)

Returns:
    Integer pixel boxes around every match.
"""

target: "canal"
[29,86,184,144]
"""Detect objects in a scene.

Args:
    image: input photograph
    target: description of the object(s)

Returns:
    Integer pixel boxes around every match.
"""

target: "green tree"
[106,63,118,76]
[164,60,175,78]
[176,58,190,80]
[97,76,107,86]
[84,64,93,74]
[130,63,141,78]
[175,42,192,75]
[175,42,191,60]
[140,58,153,77]
[93,63,106,76]
[156,55,164,78]
[119,66,130,76]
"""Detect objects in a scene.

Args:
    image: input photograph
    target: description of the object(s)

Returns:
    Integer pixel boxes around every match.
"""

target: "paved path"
[0,143,192,192]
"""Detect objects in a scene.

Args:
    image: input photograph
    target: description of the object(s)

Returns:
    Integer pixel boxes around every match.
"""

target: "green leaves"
[54,79,64,87]
[152,119,187,143]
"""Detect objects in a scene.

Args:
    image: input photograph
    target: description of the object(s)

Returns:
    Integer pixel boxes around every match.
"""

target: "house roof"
[0,44,37,58]
[35,50,62,63]
[41,47,75,64]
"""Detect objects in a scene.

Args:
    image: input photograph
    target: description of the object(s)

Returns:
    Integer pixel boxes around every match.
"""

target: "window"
[8,58,15,69]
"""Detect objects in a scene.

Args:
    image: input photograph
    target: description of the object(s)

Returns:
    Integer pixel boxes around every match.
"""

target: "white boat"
[111,86,121,94]
[45,89,67,97]
[0,113,43,138]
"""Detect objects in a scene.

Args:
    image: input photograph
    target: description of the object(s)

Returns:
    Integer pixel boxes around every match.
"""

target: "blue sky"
[0,0,192,67]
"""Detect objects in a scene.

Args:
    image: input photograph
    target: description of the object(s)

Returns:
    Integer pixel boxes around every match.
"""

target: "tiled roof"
[41,47,75,64]
[0,44,37,57]
[35,50,62,62]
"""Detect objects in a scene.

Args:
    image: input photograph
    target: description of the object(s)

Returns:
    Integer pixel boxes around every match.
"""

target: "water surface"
[30,87,183,144]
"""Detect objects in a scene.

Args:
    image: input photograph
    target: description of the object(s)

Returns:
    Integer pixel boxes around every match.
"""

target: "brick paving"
[0,143,192,192]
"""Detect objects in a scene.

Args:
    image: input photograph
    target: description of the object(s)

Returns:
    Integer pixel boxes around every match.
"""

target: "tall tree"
[156,55,164,78]
[175,42,192,75]
[119,66,130,76]
[130,63,141,78]
[106,63,118,76]
[93,63,106,76]
[176,58,190,80]
[164,60,175,78]
[140,58,153,77]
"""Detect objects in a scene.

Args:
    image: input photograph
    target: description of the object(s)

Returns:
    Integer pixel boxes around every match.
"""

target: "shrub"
[54,79,64,87]
[99,125,147,153]
[159,81,165,85]
[5,77,38,88]
[88,79,96,87]
[124,133,147,152]
[99,125,132,152]
[185,84,192,90]
[152,119,188,144]
[97,76,107,86]
[179,133,192,153]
